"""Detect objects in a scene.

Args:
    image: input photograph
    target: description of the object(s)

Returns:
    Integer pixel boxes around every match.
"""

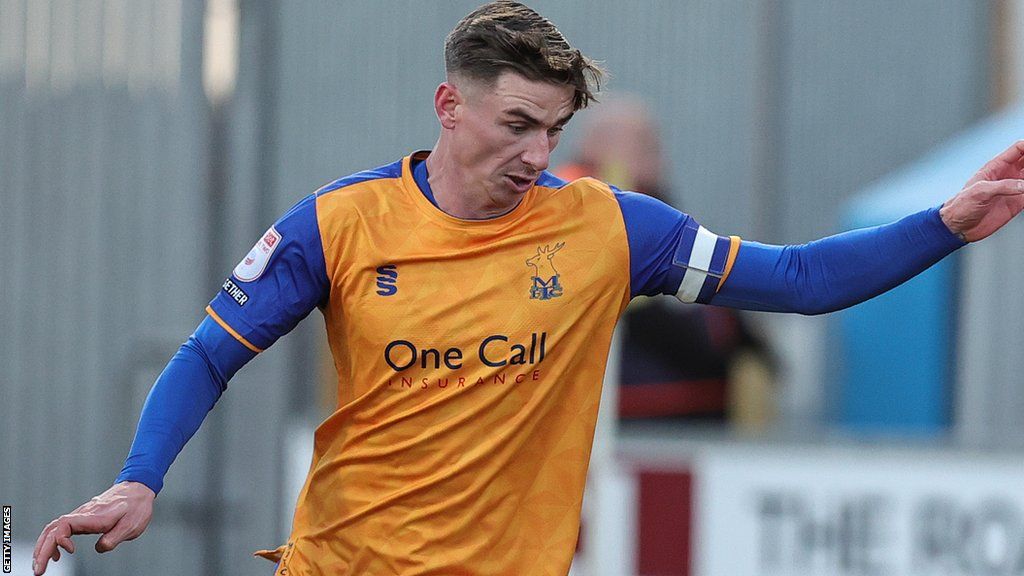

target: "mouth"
[504,174,536,194]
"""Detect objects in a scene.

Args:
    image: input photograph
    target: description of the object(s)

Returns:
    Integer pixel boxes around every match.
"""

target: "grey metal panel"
[1,0,212,574]
[775,0,990,242]
[0,0,29,534]
[267,0,989,241]
[270,0,764,235]
[958,217,1024,448]
[215,2,313,573]
[532,0,766,236]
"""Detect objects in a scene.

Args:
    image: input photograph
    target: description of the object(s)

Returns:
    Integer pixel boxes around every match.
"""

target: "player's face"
[452,72,575,204]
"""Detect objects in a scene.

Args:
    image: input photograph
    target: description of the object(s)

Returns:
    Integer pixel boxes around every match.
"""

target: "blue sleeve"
[207,193,330,351]
[614,188,735,301]
[614,189,686,297]
[711,206,965,314]
[115,317,256,495]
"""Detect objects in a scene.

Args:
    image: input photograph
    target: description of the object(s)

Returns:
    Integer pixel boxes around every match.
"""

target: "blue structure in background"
[836,105,1024,433]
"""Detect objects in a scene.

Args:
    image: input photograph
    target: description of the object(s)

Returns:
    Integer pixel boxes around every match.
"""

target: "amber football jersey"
[206,152,738,575]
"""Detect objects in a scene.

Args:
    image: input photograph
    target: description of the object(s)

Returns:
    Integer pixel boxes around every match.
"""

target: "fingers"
[33,523,48,562]
[33,509,135,573]
[34,483,155,573]
[34,526,73,575]
[33,531,77,575]
[95,519,126,553]
[95,508,148,553]
[968,141,1024,186]
[33,519,72,575]
[33,503,121,574]
[993,140,1024,163]
[32,538,51,575]
[32,530,47,574]
[972,178,1024,198]
[985,140,1024,174]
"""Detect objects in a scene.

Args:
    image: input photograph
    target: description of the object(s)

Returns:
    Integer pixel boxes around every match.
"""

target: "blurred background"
[2,1,1023,575]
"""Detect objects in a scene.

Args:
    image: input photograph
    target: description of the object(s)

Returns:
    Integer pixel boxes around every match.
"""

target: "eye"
[508,124,528,135]
[547,126,564,137]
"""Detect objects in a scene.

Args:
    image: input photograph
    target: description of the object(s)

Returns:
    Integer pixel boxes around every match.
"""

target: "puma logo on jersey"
[376,265,398,296]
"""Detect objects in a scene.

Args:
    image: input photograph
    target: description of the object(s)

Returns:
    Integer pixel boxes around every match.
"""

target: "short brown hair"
[444,1,604,111]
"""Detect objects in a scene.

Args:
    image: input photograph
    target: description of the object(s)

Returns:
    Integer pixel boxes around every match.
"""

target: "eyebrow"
[504,108,574,128]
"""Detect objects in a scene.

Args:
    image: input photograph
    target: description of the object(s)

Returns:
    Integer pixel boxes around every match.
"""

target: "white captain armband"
[671,220,741,304]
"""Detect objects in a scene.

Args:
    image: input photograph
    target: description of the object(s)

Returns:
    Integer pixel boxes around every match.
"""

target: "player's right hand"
[32,481,156,575]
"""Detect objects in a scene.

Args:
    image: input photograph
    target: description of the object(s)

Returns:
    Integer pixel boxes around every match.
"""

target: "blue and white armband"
[672,220,741,304]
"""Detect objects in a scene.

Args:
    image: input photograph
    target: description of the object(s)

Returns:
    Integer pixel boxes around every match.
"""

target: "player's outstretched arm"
[32,481,155,575]
[939,140,1024,242]
[710,141,1024,314]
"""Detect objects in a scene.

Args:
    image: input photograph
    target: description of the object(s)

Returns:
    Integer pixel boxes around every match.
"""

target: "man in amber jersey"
[34,2,1024,575]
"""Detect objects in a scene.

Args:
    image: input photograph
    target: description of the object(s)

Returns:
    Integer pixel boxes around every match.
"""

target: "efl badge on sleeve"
[234,226,282,282]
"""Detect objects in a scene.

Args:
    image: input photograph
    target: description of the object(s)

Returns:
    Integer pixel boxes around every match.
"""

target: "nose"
[521,130,551,172]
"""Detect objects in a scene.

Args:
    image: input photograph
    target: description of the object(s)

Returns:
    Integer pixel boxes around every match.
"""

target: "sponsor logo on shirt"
[526,242,565,300]
[233,226,282,282]
[384,333,547,371]
[382,333,548,391]
[222,278,249,306]
[376,265,398,296]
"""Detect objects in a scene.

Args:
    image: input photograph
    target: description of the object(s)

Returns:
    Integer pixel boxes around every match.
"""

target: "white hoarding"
[697,444,1024,576]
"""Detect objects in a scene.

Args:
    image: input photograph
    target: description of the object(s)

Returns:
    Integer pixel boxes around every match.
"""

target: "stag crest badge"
[526,242,565,300]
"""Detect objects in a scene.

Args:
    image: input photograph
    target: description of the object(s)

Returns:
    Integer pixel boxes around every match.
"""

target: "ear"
[434,82,461,130]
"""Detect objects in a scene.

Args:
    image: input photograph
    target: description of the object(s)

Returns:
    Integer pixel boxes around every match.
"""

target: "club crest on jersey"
[233,226,282,282]
[526,242,565,300]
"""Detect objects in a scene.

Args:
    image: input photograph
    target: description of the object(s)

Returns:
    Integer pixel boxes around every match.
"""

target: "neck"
[424,140,519,220]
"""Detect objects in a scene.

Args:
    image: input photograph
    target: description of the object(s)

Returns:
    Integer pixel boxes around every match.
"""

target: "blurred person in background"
[555,97,774,427]
[31,1,1024,575]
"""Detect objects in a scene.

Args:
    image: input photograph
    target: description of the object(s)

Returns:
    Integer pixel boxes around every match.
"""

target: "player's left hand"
[940,140,1024,242]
